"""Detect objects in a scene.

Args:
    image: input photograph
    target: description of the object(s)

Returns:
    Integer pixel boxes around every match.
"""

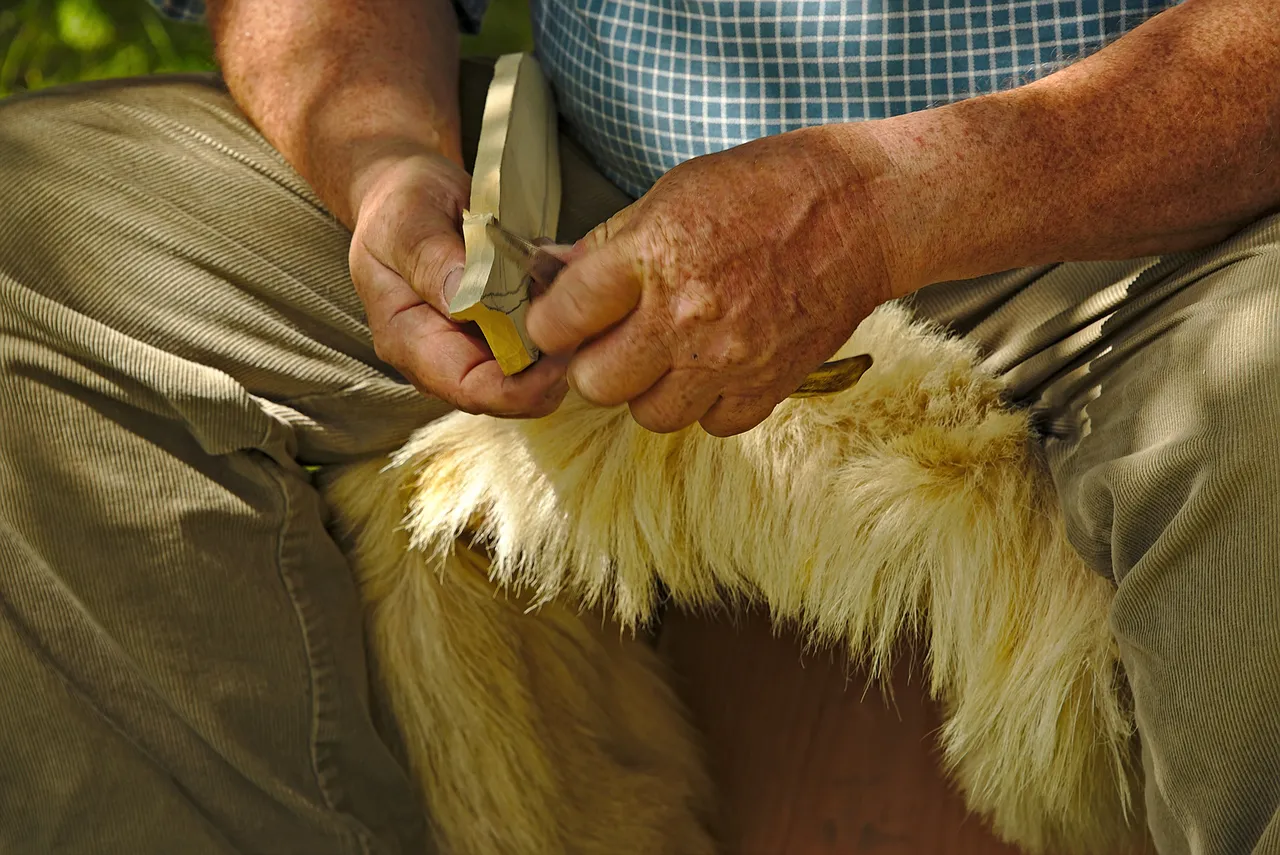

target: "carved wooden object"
[450,53,561,375]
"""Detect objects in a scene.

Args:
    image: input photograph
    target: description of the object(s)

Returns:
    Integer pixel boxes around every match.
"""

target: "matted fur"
[324,302,1141,854]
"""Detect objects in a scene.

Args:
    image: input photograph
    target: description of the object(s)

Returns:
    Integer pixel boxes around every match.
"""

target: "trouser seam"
[262,455,374,855]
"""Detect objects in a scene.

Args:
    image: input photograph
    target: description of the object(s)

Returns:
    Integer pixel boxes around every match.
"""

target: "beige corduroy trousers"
[1,65,1278,855]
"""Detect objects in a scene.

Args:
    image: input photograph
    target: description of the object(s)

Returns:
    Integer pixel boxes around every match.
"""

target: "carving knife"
[485,218,872,399]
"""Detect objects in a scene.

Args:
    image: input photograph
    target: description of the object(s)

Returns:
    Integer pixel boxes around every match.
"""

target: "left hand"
[525,125,905,437]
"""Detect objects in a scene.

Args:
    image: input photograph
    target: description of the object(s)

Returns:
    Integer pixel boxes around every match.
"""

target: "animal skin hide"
[322,302,1143,855]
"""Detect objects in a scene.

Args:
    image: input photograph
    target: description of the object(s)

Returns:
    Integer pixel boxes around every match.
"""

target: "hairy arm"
[206,0,462,227]
[856,0,1280,295]
[525,0,1280,435]
[204,0,572,416]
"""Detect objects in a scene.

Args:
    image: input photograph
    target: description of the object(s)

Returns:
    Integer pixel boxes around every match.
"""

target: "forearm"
[207,0,462,227]
[848,0,1280,295]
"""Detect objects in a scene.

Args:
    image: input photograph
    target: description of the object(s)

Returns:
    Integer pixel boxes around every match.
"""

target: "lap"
[914,215,1280,854]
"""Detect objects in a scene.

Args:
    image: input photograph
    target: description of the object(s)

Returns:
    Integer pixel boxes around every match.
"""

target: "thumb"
[525,229,645,355]
[390,212,467,317]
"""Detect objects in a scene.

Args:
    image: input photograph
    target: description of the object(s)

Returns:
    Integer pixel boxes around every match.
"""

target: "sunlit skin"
[525,130,895,435]
[211,0,1280,434]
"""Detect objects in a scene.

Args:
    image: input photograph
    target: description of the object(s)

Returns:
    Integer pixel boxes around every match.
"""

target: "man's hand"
[530,0,1280,437]
[526,128,900,436]
[347,147,569,416]
[210,0,569,417]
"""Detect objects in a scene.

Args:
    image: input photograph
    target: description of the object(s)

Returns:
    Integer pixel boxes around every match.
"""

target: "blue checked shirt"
[154,0,1179,197]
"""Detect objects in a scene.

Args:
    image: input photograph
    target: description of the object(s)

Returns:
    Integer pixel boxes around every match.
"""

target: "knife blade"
[486,219,570,293]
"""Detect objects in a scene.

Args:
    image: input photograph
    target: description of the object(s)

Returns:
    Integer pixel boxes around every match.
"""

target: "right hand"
[347,147,571,417]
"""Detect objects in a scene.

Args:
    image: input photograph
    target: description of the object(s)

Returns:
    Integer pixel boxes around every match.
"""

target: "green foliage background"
[0,0,534,98]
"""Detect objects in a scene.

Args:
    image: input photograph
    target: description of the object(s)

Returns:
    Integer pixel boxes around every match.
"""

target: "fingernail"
[442,266,464,306]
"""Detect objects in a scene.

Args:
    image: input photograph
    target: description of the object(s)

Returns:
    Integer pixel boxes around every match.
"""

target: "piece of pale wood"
[450,53,561,375]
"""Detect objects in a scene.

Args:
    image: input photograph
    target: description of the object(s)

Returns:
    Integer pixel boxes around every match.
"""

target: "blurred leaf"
[56,0,115,51]
[85,41,147,79]
[1,0,534,98]
[1,17,39,94]
[0,0,216,96]
[140,11,179,67]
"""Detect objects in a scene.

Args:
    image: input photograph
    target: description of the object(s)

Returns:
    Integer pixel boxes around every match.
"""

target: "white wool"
[325,302,1140,854]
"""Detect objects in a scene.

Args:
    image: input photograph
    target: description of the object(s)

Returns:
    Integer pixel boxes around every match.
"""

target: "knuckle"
[404,233,447,292]
[629,385,699,434]
[631,401,687,435]
[584,222,609,251]
[721,337,752,368]
[557,279,594,328]
[568,365,609,407]
[686,334,751,374]
[538,288,593,354]
[451,390,484,415]
[534,288,591,355]
[670,284,725,330]
[371,334,398,367]
[701,396,774,437]
[699,415,739,437]
[568,356,642,409]
[585,207,633,250]
[699,402,744,437]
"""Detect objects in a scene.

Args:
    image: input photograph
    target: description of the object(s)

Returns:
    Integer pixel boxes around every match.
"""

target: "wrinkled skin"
[525,127,897,437]
[348,148,570,417]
